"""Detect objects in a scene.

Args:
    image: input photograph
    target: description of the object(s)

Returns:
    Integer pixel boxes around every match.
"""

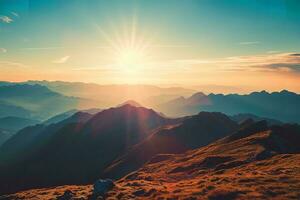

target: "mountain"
[0,84,97,120]
[0,129,13,147]
[230,113,283,126]
[0,100,32,119]
[117,100,143,107]
[43,109,78,125]
[105,122,300,199]
[23,80,195,107]
[103,112,238,179]
[3,122,300,199]
[0,116,40,132]
[0,105,177,194]
[158,90,300,123]
[43,108,103,125]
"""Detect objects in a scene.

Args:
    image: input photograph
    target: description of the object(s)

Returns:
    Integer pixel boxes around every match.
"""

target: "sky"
[0,0,300,92]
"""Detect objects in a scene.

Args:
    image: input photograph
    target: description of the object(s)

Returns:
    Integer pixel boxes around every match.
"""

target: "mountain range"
[1,112,299,199]
[0,82,300,199]
[0,84,98,120]
[157,90,300,123]
[0,104,179,194]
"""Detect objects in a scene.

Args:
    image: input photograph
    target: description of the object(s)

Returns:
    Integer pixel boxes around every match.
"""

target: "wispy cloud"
[0,48,7,53]
[22,47,64,51]
[175,52,300,73]
[0,61,28,68]
[239,41,260,45]
[0,15,13,23]
[267,50,280,54]
[52,56,70,64]
[11,12,19,17]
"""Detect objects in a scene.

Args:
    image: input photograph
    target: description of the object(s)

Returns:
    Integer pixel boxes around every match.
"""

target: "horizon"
[1,0,300,93]
[1,79,300,95]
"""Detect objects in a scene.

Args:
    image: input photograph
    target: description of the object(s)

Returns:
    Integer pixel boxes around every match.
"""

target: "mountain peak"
[117,100,142,108]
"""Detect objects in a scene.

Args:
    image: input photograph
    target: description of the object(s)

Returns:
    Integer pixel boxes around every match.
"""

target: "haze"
[0,0,300,93]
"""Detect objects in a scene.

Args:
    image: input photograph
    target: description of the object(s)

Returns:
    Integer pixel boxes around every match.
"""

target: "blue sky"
[0,0,299,91]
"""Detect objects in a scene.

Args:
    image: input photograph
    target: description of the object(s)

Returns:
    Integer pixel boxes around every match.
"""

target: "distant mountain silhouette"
[230,113,283,126]
[43,108,103,125]
[0,100,32,119]
[43,109,78,125]
[0,116,40,132]
[0,84,96,120]
[157,90,300,123]
[0,105,178,194]
[22,80,195,107]
[0,129,13,147]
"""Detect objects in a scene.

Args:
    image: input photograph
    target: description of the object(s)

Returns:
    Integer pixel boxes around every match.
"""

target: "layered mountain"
[0,129,13,147]
[3,121,300,199]
[0,84,97,120]
[0,105,177,194]
[231,113,283,126]
[0,100,32,119]
[0,116,40,132]
[157,90,300,123]
[22,80,195,106]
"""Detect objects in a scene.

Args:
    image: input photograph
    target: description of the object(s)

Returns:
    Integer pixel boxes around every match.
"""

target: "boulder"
[92,179,115,198]
[57,190,74,200]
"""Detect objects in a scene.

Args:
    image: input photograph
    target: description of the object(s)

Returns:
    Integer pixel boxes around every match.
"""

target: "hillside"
[103,112,238,179]
[2,122,299,199]
[0,105,178,194]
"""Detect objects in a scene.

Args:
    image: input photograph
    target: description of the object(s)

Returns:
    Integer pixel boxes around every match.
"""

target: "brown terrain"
[2,122,300,200]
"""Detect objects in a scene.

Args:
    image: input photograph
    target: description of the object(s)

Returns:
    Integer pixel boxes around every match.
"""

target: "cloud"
[52,56,70,64]
[0,61,28,68]
[11,12,19,17]
[22,47,64,51]
[175,52,300,73]
[239,41,260,45]
[0,15,13,23]
[267,50,280,54]
[0,48,7,53]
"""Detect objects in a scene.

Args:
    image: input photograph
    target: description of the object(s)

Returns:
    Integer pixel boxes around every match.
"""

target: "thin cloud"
[0,48,7,53]
[267,50,280,54]
[239,41,260,45]
[0,15,13,23]
[175,52,300,73]
[53,56,70,64]
[11,12,19,17]
[0,61,28,68]
[22,47,65,51]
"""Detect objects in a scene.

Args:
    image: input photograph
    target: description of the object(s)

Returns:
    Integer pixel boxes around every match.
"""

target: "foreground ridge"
[2,123,300,199]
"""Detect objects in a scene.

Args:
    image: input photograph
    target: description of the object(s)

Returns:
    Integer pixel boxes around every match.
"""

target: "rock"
[57,190,74,200]
[91,179,115,198]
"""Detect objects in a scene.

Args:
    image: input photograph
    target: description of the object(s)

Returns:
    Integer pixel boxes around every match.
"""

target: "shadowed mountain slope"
[104,122,300,199]
[2,122,300,199]
[103,112,238,179]
[0,116,40,132]
[0,105,178,194]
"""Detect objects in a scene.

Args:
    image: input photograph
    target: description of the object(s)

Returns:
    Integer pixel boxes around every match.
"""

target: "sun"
[117,48,146,70]
[95,15,152,75]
